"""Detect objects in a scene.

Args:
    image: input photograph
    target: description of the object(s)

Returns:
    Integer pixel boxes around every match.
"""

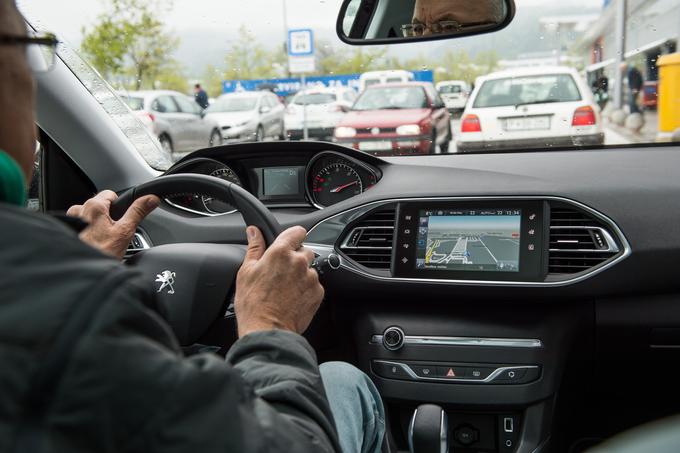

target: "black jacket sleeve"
[50,271,341,453]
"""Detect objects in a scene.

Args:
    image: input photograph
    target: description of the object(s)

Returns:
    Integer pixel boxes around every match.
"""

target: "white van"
[359,70,414,93]
[436,80,471,112]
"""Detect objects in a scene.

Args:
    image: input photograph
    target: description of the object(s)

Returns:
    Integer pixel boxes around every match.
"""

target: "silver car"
[120,90,222,156]
[205,91,286,143]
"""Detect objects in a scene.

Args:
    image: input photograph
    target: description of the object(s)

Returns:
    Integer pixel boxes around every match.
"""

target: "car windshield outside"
[293,93,337,105]
[207,97,258,113]
[440,85,463,94]
[473,74,582,108]
[121,96,145,111]
[353,86,427,111]
[18,0,679,169]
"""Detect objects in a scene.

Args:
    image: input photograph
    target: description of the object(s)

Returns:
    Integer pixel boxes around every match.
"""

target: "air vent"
[340,208,396,269]
[125,232,150,259]
[548,207,620,275]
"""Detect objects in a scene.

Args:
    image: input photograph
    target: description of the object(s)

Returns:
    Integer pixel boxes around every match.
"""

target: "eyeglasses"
[401,21,462,37]
[0,31,59,73]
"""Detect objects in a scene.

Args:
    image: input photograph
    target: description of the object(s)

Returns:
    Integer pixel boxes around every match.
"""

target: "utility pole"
[282,0,291,78]
[613,0,627,109]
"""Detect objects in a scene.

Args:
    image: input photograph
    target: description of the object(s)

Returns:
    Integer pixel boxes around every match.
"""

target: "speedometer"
[311,163,363,207]
[202,166,242,214]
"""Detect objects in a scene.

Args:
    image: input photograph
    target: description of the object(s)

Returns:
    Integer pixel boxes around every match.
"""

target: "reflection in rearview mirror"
[337,0,515,45]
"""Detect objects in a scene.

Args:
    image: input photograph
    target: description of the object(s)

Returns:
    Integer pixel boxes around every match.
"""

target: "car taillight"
[572,106,596,126]
[461,114,481,133]
[146,112,155,122]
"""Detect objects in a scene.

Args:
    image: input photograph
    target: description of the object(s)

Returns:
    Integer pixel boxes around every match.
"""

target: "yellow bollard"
[657,53,680,137]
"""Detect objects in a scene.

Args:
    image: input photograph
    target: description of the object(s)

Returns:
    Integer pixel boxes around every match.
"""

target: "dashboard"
[163,148,381,216]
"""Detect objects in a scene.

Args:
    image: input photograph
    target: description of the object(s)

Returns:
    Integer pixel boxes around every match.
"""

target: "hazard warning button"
[437,366,467,379]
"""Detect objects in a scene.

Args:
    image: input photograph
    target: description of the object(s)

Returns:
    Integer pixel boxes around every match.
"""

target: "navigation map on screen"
[415,209,521,272]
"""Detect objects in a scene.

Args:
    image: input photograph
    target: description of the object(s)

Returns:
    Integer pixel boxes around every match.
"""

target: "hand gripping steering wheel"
[109,174,284,346]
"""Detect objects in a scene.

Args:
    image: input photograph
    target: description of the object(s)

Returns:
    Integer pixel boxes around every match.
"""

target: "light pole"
[282,0,291,78]
[613,0,627,110]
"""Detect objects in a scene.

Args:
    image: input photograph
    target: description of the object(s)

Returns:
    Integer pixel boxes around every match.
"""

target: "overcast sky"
[18,0,598,45]
[17,0,602,78]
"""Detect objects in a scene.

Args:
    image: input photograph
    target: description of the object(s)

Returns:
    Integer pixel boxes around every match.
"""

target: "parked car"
[333,82,451,155]
[457,66,605,153]
[359,70,414,92]
[205,91,285,143]
[119,90,222,156]
[285,87,357,141]
[436,80,470,112]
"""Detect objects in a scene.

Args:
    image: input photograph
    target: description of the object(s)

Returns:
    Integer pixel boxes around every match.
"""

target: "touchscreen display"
[262,167,302,196]
[415,209,521,272]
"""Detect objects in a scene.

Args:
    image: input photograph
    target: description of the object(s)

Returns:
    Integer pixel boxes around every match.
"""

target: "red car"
[333,82,452,155]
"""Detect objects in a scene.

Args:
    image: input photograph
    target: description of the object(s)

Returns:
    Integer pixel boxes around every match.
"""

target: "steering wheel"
[110,174,283,346]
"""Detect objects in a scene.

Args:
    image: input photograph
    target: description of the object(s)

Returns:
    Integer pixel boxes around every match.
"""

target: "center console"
[304,196,628,453]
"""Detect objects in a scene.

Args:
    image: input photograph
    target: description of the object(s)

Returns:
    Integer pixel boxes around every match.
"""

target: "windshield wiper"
[514,99,562,109]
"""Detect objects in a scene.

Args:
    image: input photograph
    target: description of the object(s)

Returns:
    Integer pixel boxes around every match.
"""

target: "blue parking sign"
[288,29,314,56]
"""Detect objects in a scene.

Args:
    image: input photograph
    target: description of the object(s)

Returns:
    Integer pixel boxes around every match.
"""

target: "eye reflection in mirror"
[338,0,515,44]
[405,0,506,37]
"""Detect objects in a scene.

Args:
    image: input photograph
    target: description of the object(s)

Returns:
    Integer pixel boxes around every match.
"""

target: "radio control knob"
[383,326,405,351]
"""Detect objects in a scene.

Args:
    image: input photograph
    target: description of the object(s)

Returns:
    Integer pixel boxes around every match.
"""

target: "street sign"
[288,29,315,74]
[288,29,314,56]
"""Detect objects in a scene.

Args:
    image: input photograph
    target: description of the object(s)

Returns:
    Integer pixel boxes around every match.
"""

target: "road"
[426,234,519,270]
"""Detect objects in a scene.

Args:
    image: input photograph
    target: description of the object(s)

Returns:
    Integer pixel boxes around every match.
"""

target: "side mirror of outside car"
[337,0,515,45]
[260,106,271,114]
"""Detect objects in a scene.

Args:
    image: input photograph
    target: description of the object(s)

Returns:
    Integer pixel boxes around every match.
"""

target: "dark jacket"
[627,67,643,92]
[0,203,341,452]
[195,89,209,109]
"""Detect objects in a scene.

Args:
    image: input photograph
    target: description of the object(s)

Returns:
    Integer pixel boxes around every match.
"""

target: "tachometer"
[202,166,242,214]
[311,163,363,207]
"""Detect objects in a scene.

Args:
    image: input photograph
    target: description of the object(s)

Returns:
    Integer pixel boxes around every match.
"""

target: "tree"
[81,0,181,90]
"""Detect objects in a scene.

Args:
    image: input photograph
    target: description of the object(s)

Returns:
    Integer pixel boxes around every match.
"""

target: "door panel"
[174,95,207,148]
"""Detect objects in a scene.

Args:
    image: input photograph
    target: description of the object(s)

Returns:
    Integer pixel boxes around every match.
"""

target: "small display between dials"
[201,166,242,214]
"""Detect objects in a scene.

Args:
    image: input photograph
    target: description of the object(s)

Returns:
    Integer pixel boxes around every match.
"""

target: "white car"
[457,66,604,153]
[205,91,285,143]
[436,80,470,112]
[285,87,357,141]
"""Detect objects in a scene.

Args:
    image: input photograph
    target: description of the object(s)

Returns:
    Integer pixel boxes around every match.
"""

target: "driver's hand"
[67,190,160,260]
[235,226,324,338]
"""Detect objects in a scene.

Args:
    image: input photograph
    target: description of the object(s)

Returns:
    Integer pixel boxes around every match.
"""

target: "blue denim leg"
[320,362,386,453]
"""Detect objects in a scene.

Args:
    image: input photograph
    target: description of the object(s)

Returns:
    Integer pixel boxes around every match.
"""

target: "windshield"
[440,85,462,94]
[121,96,145,111]
[207,97,258,113]
[353,87,427,111]
[293,93,337,105]
[474,74,581,108]
[19,0,677,165]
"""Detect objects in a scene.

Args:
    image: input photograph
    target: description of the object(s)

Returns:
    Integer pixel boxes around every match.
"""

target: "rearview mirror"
[337,0,515,45]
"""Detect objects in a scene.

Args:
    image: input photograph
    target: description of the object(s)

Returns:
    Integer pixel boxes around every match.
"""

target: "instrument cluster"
[164,151,381,215]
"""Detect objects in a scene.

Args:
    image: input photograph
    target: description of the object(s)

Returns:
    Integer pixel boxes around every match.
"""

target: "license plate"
[359,141,392,151]
[504,116,550,131]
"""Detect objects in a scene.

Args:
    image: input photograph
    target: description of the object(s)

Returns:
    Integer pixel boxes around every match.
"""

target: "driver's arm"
[50,227,341,453]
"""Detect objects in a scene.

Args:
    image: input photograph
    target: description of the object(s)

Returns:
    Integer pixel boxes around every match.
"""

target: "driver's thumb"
[245,226,265,262]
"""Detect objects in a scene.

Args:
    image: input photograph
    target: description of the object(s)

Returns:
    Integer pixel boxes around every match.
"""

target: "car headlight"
[335,126,357,138]
[396,124,421,135]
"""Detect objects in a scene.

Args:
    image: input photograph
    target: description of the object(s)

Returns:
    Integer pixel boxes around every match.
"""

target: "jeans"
[320,362,386,453]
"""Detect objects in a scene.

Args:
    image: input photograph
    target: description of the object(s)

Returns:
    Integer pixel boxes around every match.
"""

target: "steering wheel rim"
[110,173,283,246]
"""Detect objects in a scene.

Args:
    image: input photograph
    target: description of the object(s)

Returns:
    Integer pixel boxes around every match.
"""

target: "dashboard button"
[466,367,494,380]
[493,368,528,382]
[410,364,436,378]
[437,366,467,379]
[372,361,411,381]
